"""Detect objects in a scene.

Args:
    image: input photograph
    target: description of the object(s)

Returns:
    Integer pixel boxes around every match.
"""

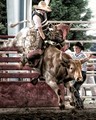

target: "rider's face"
[40,10,46,14]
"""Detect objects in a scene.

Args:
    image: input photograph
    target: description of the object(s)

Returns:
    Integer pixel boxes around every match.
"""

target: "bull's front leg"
[65,82,77,106]
[45,72,65,110]
[65,81,84,109]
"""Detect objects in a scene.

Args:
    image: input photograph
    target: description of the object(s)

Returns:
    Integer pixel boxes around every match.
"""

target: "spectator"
[70,42,92,109]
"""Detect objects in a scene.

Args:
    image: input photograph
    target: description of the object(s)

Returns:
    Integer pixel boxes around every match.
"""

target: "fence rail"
[65,40,96,43]
[1,39,96,43]
[49,20,96,24]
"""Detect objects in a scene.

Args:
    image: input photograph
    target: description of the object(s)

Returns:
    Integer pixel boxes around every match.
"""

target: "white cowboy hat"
[33,1,52,12]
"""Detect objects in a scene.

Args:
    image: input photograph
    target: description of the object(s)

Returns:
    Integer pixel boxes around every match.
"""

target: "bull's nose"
[77,77,83,82]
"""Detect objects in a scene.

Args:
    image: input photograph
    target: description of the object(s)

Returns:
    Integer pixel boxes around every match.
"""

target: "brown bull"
[42,45,83,109]
[1,23,79,109]
[17,43,83,109]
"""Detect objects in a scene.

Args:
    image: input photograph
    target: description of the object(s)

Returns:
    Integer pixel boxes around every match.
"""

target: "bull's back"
[43,46,63,76]
[44,46,60,58]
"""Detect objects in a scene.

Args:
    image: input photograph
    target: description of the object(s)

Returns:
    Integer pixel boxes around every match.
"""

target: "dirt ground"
[0,98,96,120]
[0,107,96,120]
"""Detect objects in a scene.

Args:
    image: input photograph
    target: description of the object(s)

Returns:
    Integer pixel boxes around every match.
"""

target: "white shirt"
[33,11,42,30]
[33,10,47,30]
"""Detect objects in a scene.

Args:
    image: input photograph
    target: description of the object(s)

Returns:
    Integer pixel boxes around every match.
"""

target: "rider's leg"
[27,32,44,62]
[20,31,43,69]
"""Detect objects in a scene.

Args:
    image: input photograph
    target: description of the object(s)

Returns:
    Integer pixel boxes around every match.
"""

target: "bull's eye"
[69,64,75,70]
[69,66,75,72]
[70,67,73,70]
[71,67,73,69]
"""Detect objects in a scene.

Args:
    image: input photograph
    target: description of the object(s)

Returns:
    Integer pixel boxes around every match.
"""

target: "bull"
[25,44,83,109]
[0,23,83,109]
[41,45,83,109]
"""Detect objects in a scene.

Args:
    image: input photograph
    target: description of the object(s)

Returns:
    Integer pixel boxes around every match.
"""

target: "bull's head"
[56,23,71,40]
[67,59,83,82]
[61,52,83,81]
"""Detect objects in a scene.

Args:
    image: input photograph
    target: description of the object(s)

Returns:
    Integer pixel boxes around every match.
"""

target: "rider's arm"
[33,15,45,40]
[45,0,51,5]
[80,54,92,64]
[38,27,45,40]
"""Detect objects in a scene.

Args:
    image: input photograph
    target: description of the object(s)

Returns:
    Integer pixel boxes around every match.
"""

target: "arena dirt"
[0,108,96,120]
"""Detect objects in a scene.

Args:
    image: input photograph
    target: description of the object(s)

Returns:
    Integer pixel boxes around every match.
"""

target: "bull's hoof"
[59,104,65,110]
[75,106,84,110]
[31,78,38,85]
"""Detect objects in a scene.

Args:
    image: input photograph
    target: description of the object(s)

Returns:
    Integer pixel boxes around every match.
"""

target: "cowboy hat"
[74,42,84,50]
[33,1,52,12]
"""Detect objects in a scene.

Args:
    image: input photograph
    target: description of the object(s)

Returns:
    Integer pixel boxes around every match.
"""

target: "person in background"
[70,42,92,109]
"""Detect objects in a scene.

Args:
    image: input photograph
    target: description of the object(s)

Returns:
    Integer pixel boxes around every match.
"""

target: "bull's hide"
[42,45,82,84]
[43,45,72,83]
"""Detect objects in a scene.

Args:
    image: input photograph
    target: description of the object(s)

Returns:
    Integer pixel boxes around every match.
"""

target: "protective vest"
[32,11,48,33]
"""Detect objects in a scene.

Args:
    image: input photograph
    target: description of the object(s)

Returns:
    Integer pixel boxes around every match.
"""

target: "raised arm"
[80,54,92,64]
[44,0,51,5]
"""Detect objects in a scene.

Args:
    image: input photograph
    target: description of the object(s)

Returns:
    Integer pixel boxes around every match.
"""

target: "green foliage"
[49,0,92,21]
[49,0,93,49]
[0,0,7,34]
[0,22,6,34]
